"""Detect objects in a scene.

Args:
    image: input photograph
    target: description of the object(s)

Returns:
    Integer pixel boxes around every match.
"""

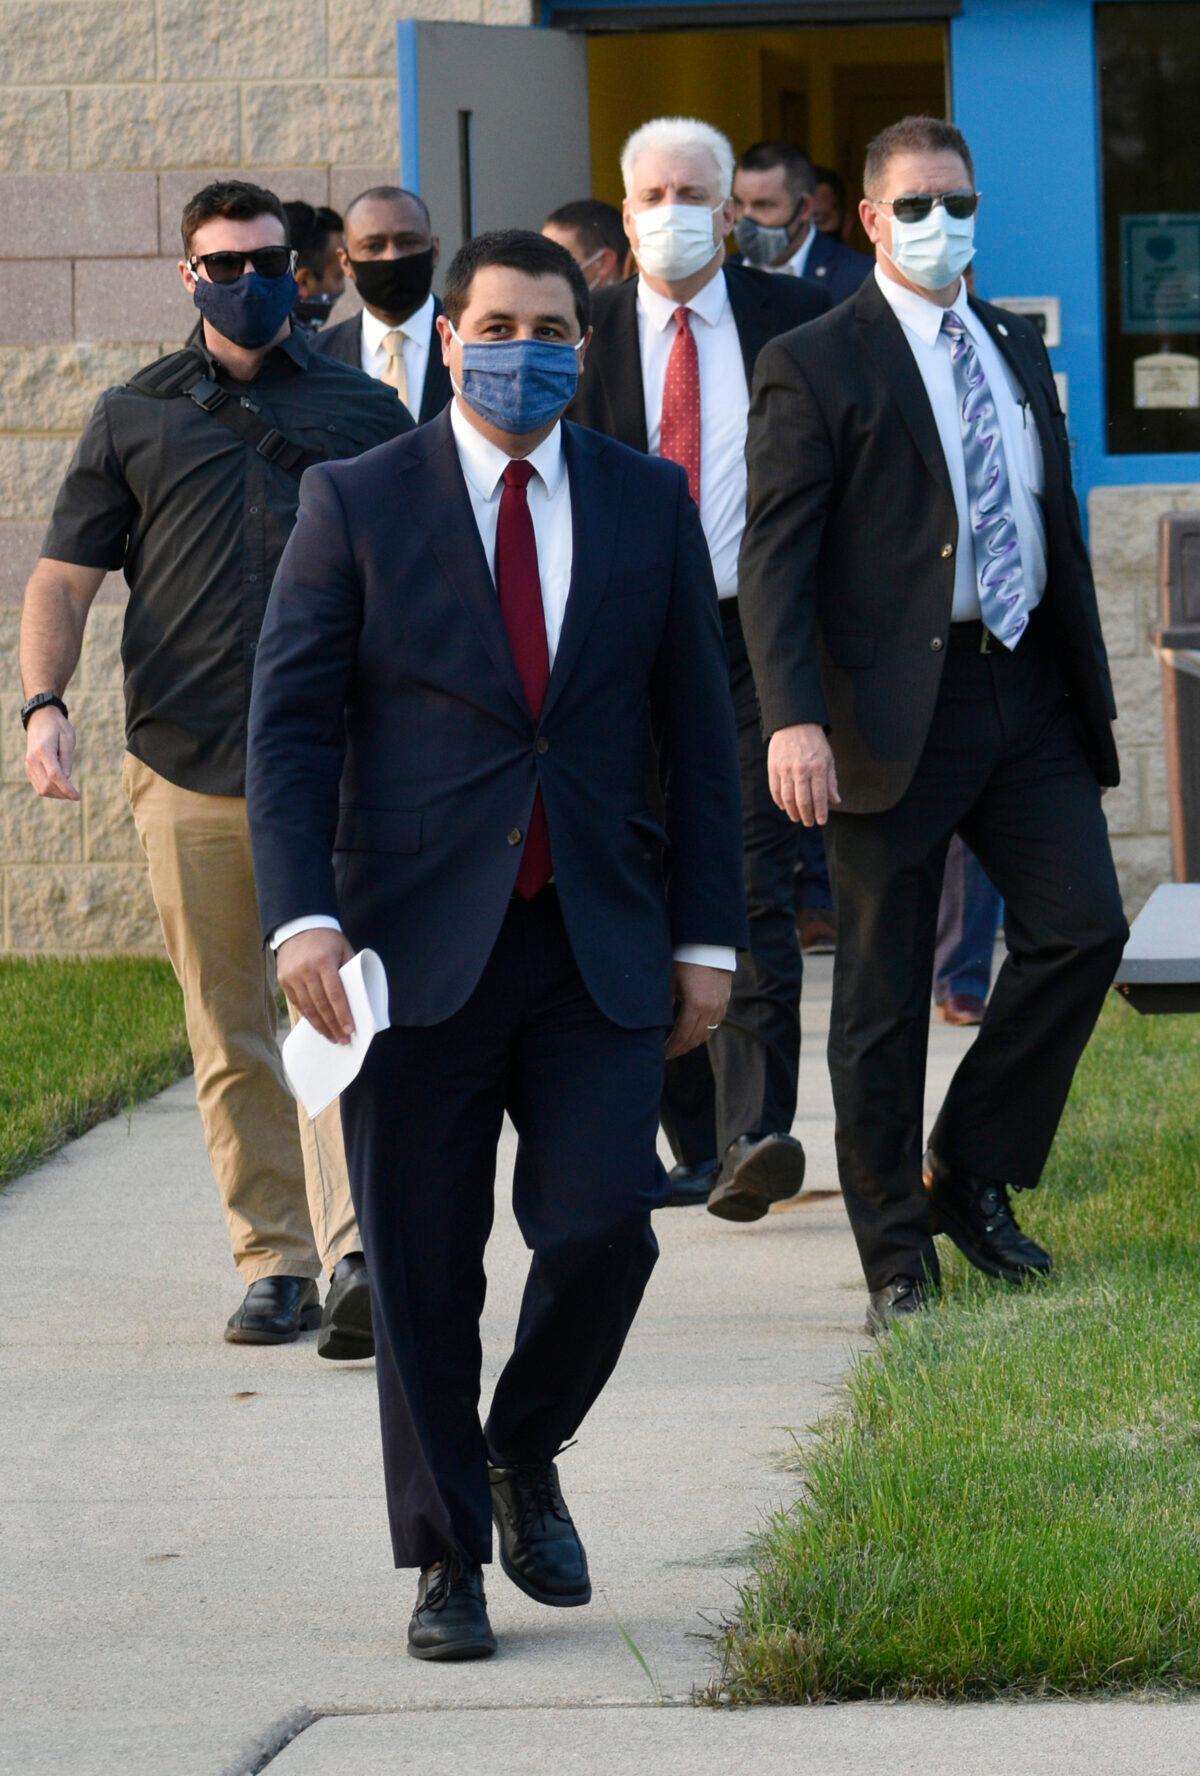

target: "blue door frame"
[512,0,1200,512]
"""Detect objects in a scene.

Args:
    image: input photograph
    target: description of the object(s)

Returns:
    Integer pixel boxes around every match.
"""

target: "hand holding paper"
[282,948,391,1118]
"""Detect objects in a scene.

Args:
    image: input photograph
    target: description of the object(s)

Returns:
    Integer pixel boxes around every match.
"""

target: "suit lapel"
[540,423,622,723]
[723,263,773,388]
[854,276,953,500]
[968,297,1064,497]
[595,280,649,452]
[805,230,835,292]
[416,409,530,723]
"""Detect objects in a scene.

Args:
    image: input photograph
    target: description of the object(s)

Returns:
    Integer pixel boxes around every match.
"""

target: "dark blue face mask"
[450,325,583,434]
[192,268,300,349]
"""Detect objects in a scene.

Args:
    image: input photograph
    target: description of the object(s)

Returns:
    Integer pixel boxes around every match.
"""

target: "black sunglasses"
[187,247,295,284]
[874,191,980,224]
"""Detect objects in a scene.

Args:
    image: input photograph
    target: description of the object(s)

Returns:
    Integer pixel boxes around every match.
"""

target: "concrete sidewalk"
[6,956,1182,1776]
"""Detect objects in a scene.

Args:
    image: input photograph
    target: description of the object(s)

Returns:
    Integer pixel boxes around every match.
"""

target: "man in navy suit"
[733,140,872,306]
[247,230,746,1662]
[311,185,452,423]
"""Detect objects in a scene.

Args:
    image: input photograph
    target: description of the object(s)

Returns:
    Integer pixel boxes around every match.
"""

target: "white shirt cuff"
[673,944,737,972]
[270,914,343,951]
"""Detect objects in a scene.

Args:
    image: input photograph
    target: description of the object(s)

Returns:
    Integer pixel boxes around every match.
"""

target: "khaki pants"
[123,753,360,1283]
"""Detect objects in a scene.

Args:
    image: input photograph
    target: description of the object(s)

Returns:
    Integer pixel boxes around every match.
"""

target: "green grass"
[718,999,1200,1703]
[0,957,191,1187]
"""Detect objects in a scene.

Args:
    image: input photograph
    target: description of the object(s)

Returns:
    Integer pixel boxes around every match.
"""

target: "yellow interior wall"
[588,23,946,208]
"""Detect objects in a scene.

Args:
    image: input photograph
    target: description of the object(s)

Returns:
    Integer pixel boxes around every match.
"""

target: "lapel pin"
[997,323,1009,335]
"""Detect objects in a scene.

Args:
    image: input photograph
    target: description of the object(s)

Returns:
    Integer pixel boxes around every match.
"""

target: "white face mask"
[884,206,975,293]
[632,202,724,281]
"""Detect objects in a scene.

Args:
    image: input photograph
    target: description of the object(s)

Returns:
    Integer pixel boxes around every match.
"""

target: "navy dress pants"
[824,619,1128,1293]
[340,887,666,1570]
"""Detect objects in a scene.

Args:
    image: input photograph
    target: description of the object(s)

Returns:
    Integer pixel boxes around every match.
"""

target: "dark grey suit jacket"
[311,296,452,424]
[739,273,1119,813]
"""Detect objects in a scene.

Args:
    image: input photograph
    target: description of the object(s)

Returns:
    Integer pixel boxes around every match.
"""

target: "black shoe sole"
[224,1304,321,1345]
[495,1537,592,1609]
[408,1634,497,1661]
[317,1280,375,1361]
[707,1139,806,1224]
[933,1204,1052,1283]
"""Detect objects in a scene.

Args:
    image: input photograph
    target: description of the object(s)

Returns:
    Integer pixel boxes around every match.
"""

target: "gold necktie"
[381,330,409,404]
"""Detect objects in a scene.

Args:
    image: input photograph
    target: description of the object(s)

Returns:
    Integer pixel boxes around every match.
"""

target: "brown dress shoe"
[937,993,987,1025]
[796,907,837,954]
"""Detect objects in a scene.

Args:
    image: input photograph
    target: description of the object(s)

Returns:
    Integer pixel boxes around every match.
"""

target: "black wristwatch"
[19,691,69,729]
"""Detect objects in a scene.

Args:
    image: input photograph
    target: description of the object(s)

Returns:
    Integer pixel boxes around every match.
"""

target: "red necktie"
[496,459,553,899]
[660,306,701,506]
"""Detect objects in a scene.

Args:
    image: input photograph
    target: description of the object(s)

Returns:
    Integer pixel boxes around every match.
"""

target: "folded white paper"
[281,948,390,1119]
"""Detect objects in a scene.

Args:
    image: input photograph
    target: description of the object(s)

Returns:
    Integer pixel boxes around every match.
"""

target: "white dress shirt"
[272,396,734,972]
[636,271,749,599]
[766,225,816,279]
[360,290,435,415]
[874,265,1047,622]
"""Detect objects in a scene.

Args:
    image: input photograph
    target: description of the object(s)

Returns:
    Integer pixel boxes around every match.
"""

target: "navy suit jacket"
[803,230,873,306]
[311,296,453,424]
[247,407,748,1029]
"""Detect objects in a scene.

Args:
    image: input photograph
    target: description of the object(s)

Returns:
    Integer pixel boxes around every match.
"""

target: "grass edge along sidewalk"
[718,999,1200,1703]
[0,957,191,1189]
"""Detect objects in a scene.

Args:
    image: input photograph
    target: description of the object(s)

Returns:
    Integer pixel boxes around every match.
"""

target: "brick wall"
[0,0,534,953]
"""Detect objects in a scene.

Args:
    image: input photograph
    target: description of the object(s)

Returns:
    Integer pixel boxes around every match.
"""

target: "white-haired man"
[570,116,829,1224]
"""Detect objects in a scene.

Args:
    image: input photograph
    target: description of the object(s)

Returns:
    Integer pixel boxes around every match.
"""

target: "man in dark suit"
[247,230,746,1660]
[733,141,872,306]
[570,116,827,1225]
[740,115,1128,1335]
[311,185,452,423]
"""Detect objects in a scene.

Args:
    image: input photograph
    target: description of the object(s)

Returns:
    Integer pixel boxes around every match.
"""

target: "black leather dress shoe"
[408,1558,497,1662]
[925,1151,1053,1283]
[224,1276,320,1345]
[865,1276,930,1336]
[317,1253,375,1361]
[489,1457,591,1607]
[706,1132,806,1223]
[660,1158,720,1208]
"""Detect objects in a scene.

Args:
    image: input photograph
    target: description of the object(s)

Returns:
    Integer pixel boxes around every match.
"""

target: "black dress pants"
[824,620,1128,1293]
[339,889,666,1569]
[660,599,803,1166]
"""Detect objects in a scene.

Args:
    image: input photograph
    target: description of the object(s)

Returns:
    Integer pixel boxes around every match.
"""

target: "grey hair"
[620,116,735,200]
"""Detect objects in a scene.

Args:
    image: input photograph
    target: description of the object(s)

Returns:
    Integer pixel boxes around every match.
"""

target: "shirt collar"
[188,319,309,375]
[874,261,970,348]
[781,226,816,278]
[449,397,566,502]
[360,291,436,354]
[637,262,729,333]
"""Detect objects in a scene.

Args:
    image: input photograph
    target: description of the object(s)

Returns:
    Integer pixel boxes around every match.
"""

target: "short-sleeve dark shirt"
[42,328,412,795]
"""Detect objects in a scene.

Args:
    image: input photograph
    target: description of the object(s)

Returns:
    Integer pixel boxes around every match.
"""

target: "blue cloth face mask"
[192,268,300,349]
[449,323,583,434]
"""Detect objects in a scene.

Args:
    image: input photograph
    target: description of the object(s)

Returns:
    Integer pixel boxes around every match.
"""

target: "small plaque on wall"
[1134,351,1200,409]
[991,296,1062,348]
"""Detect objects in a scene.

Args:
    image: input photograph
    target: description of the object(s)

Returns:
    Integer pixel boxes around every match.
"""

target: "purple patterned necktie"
[941,310,1028,650]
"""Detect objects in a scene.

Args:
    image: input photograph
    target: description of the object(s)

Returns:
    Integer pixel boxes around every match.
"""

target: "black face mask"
[292,291,341,333]
[349,248,435,316]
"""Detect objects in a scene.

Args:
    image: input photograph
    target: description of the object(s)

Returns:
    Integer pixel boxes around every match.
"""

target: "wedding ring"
[706,1023,720,1031]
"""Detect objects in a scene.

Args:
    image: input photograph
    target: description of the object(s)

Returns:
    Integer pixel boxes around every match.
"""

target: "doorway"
[586,22,948,251]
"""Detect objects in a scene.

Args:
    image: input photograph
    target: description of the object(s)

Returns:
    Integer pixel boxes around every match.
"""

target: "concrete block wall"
[0,0,534,953]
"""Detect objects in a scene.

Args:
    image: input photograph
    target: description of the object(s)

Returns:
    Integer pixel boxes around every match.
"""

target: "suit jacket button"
[931,637,944,651]
[507,828,522,846]
[535,736,549,755]
[941,543,954,558]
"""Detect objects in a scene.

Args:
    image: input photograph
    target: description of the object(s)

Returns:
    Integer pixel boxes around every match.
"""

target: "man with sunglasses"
[19,180,411,1351]
[740,116,1128,1334]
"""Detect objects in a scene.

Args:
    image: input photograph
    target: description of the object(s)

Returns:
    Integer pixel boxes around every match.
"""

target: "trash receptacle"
[1153,515,1200,882]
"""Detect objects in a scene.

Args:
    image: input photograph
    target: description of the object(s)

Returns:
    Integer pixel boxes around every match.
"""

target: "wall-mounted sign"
[1134,351,1200,409]
[991,295,1061,348]
[1121,215,1200,334]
